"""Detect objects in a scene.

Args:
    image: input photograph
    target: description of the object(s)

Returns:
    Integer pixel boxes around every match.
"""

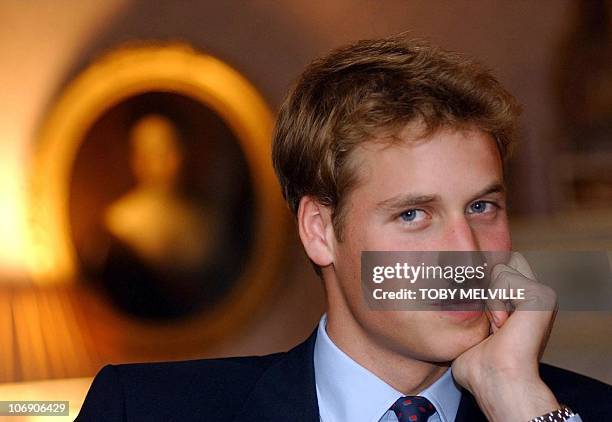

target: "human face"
[330,126,511,362]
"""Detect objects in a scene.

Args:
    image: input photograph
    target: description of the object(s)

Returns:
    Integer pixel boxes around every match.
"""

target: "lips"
[421,297,484,311]
[440,299,484,312]
[415,299,484,314]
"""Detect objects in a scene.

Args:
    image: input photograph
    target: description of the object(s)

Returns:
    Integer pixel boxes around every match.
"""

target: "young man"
[77,36,611,421]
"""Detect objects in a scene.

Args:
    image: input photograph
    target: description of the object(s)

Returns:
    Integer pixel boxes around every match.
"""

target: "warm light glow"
[0,0,130,281]
[0,377,91,421]
[0,128,29,280]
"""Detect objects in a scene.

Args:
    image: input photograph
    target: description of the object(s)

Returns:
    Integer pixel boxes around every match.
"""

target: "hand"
[452,252,560,422]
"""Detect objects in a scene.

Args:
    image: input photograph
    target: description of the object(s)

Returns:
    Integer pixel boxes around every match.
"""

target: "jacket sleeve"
[75,364,126,421]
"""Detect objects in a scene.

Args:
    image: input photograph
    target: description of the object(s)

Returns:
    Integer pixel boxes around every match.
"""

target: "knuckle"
[540,285,557,302]
[530,284,557,308]
[495,270,514,284]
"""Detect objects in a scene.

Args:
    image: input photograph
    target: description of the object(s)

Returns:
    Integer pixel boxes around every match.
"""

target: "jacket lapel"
[234,328,320,422]
[234,326,488,422]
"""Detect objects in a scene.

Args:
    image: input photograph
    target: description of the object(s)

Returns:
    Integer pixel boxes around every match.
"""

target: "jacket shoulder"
[77,352,286,421]
[540,363,612,420]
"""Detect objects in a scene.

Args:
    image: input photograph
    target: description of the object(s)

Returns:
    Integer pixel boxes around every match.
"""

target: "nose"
[444,217,480,251]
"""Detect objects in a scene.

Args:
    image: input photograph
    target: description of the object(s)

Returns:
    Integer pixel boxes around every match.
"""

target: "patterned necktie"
[390,396,436,422]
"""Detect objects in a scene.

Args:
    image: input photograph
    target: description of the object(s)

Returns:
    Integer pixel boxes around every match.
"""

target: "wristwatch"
[529,405,576,422]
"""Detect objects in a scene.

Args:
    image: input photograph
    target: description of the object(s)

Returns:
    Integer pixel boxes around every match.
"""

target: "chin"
[428,312,490,361]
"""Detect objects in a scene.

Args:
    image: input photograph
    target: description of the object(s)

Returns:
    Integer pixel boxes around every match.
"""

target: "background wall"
[0,0,610,393]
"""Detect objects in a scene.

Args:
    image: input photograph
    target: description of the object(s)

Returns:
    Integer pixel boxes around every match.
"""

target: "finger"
[488,259,558,359]
[489,263,557,343]
[487,263,518,326]
[485,308,501,333]
[506,252,537,280]
[490,263,556,310]
[487,262,556,332]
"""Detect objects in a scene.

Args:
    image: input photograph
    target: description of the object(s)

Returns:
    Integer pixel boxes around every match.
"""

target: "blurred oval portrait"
[30,45,288,345]
[70,93,253,320]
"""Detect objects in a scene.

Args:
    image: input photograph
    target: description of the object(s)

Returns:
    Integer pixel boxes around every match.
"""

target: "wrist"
[472,375,560,422]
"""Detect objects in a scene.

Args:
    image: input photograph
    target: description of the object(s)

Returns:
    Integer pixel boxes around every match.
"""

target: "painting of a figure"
[69,92,254,320]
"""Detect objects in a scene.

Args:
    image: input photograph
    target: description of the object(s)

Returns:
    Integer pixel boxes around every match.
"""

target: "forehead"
[350,126,503,201]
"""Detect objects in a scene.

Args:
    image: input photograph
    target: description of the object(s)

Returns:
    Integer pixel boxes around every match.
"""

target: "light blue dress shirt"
[314,314,460,422]
[313,313,582,422]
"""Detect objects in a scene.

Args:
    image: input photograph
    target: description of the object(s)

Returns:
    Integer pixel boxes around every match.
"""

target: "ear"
[297,196,336,268]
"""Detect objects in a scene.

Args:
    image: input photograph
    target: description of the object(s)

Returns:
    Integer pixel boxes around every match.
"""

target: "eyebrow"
[375,182,505,212]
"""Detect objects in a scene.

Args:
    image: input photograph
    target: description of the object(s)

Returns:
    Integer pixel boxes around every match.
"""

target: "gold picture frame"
[28,43,289,352]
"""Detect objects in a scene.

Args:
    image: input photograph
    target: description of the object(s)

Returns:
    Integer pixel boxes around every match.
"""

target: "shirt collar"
[313,313,462,422]
[419,365,462,422]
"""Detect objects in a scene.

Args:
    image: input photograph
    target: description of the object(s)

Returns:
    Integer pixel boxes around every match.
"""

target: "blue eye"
[468,201,494,214]
[399,209,425,222]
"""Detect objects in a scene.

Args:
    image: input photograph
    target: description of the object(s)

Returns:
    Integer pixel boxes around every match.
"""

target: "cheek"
[362,226,416,251]
[334,224,366,283]
[475,221,511,251]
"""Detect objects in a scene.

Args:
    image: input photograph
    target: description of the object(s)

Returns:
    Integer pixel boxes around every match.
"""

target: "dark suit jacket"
[76,328,612,421]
